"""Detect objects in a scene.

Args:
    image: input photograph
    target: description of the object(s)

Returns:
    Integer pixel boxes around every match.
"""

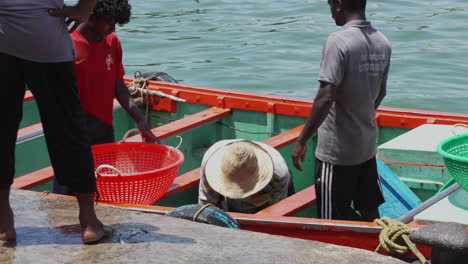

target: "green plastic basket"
[437,133,468,191]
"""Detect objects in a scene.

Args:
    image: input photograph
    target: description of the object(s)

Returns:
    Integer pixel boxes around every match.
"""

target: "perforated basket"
[92,142,184,204]
[437,133,468,192]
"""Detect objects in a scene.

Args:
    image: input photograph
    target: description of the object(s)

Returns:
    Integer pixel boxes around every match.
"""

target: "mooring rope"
[374,217,427,264]
[127,71,186,130]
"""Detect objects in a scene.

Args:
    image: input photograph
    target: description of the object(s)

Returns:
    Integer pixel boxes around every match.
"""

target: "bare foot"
[74,192,113,244]
[81,222,113,244]
[0,206,16,242]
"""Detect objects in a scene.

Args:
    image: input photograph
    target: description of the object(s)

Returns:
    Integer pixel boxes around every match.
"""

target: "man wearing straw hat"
[199,139,294,214]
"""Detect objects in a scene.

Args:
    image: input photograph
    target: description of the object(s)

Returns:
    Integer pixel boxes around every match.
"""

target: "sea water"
[78,0,468,113]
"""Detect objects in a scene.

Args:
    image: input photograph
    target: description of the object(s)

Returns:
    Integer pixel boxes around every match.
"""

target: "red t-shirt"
[71,31,125,125]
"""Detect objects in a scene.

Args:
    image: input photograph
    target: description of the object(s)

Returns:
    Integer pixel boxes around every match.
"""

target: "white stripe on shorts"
[321,162,333,219]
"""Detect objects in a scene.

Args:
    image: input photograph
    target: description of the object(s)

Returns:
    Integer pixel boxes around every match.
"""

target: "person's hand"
[291,142,307,172]
[48,4,93,33]
[137,121,160,143]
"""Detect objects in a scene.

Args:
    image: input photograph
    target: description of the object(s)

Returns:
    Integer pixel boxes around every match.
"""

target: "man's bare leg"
[0,188,16,241]
[74,192,113,244]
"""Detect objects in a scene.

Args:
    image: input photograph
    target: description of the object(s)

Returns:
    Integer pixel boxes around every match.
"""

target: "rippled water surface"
[100,0,468,113]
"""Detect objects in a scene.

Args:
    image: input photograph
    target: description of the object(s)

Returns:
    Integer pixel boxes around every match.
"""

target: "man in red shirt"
[53,0,159,195]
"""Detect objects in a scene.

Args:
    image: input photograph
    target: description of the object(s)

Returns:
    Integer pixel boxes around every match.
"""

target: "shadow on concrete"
[8,222,196,247]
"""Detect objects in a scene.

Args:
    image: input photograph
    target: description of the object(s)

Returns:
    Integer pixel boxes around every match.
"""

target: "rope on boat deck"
[374,217,427,264]
[127,71,186,130]
[451,123,468,135]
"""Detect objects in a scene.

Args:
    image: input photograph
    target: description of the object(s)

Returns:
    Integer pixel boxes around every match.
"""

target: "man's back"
[316,20,391,166]
[0,0,74,62]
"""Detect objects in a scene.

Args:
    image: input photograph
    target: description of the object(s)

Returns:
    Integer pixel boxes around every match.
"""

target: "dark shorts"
[314,157,384,220]
[53,113,115,195]
[84,112,115,145]
[0,52,96,193]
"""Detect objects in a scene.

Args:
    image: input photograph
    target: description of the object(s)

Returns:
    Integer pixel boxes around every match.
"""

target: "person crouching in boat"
[198,140,295,214]
[53,0,159,195]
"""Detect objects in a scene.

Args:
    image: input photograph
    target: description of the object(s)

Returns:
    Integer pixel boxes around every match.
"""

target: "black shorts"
[314,157,384,220]
[53,113,115,195]
[0,52,96,193]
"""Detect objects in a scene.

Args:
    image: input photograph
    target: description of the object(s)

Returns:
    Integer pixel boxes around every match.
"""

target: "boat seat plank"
[161,168,201,199]
[261,124,304,149]
[255,185,316,216]
[23,90,34,102]
[12,167,54,189]
[124,107,232,142]
[378,124,468,166]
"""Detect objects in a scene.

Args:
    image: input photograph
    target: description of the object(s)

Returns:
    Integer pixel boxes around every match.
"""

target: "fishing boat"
[13,76,468,261]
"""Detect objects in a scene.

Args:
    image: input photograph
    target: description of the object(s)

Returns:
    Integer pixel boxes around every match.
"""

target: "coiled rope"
[374,217,427,264]
[127,71,185,130]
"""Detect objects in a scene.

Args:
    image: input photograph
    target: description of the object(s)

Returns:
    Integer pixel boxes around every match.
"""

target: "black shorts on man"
[314,157,384,220]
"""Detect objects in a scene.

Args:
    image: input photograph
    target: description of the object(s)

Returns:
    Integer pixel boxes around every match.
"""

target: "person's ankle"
[0,206,16,241]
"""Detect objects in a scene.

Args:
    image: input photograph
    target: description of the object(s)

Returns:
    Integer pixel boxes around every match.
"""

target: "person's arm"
[114,78,160,143]
[49,0,96,32]
[291,81,337,171]
[198,171,222,208]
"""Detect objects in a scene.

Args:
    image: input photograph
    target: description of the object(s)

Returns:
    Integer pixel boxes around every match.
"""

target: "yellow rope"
[374,217,427,264]
[128,71,157,129]
[128,71,157,95]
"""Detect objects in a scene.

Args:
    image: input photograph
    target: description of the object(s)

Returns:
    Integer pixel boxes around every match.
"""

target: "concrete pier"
[1,189,405,264]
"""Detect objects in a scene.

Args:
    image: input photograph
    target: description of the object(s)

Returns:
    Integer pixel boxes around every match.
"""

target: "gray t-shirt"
[316,20,391,166]
[0,0,74,62]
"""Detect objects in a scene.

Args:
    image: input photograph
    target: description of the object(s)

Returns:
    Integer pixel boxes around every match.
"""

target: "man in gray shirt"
[0,0,112,243]
[291,0,391,221]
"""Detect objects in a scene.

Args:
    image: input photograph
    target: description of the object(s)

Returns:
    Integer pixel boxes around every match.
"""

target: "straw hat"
[205,141,274,199]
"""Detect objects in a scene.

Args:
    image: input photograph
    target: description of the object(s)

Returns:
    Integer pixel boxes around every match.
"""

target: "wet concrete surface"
[1,189,406,264]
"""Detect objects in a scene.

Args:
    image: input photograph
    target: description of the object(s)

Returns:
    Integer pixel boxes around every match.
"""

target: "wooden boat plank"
[23,90,34,102]
[123,106,232,142]
[261,124,304,149]
[17,122,43,139]
[162,168,201,199]
[12,166,53,189]
[17,99,131,143]
[255,185,316,216]
[377,113,468,129]
[128,79,468,125]
[134,79,313,117]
